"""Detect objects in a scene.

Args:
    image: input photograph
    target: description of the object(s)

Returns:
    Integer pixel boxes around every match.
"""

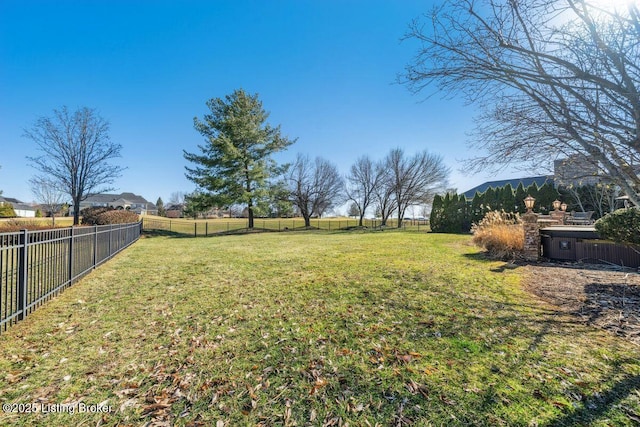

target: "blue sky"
[0,0,521,206]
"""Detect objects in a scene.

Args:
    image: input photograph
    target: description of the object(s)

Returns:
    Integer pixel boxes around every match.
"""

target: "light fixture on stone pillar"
[524,195,536,212]
[560,202,567,212]
[553,199,561,211]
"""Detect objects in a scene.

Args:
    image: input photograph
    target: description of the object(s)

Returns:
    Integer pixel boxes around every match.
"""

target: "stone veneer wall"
[522,212,540,261]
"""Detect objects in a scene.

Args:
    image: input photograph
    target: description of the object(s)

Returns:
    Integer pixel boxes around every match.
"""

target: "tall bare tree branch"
[25,106,124,225]
[402,0,640,206]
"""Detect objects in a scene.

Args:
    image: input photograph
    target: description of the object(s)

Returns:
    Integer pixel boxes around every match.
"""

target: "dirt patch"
[522,262,640,345]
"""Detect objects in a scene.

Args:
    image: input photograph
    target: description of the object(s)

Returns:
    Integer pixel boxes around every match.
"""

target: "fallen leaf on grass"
[310,378,329,395]
[5,373,21,384]
[406,380,429,398]
[440,394,456,406]
[141,402,171,415]
[337,348,353,356]
[552,400,570,409]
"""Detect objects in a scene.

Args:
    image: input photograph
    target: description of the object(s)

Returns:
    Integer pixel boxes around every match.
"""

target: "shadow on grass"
[142,228,280,239]
[452,294,639,425]
[142,226,398,239]
[546,373,640,426]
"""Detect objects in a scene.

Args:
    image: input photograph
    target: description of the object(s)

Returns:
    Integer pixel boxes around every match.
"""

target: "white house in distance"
[75,192,157,215]
[0,196,37,217]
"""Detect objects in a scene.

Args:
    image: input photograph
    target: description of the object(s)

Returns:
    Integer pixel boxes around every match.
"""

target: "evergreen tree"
[536,182,560,213]
[471,192,484,224]
[156,197,166,217]
[429,194,444,232]
[458,194,472,232]
[483,187,496,211]
[430,192,471,233]
[184,89,295,228]
[514,183,527,214]
[347,202,360,218]
[500,183,516,212]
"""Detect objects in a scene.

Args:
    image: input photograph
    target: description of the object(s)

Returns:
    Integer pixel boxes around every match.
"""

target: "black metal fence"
[0,221,142,333]
[142,217,429,236]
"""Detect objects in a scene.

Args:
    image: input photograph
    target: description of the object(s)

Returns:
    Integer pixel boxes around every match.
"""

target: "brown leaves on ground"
[522,262,640,344]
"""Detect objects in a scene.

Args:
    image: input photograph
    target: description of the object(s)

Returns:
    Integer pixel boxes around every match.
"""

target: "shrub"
[0,204,17,218]
[81,206,114,225]
[94,210,139,225]
[595,208,640,246]
[471,210,524,260]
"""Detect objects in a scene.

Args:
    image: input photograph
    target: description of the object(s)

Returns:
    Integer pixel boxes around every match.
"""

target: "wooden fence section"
[0,222,142,333]
[541,232,640,268]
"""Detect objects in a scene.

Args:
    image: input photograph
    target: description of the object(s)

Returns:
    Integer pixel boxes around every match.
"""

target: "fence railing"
[142,217,430,236]
[0,221,142,333]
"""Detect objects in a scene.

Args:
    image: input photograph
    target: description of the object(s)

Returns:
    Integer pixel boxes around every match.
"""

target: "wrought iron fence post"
[93,225,98,269]
[69,226,75,286]
[17,229,28,321]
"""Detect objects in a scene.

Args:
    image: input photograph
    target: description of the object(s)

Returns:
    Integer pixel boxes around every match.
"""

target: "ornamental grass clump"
[472,210,524,260]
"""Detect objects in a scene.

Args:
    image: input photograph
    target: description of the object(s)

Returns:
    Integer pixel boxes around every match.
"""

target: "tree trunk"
[73,199,80,225]
[248,206,254,229]
[304,215,311,228]
[358,213,364,227]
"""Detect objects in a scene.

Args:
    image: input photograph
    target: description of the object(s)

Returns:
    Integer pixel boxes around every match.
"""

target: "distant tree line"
[182,89,450,229]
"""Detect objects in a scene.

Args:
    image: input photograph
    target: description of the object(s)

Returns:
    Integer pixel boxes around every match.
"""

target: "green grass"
[0,231,639,426]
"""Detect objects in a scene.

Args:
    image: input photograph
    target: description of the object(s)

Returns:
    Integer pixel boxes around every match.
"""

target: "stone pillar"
[549,210,566,225]
[522,212,540,261]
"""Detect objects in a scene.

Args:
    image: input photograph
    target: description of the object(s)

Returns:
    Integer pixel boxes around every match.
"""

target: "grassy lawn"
[0,231,639,426]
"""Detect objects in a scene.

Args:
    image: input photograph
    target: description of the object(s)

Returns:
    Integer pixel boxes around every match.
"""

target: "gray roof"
[0,196,23,204]
[463,175,554,199]
[83,192,152,205]
[0,196,35,211]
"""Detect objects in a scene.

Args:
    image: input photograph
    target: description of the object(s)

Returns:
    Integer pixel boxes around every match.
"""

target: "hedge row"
[81,207,139,225]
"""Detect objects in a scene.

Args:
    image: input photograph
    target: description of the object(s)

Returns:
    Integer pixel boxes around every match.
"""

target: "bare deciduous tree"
[402,0,640,206]
[385,148,449,227]
[346,155,383,226]
[373,162,397,227]
[30,176,67,226]
[287,154,344,227]
[25,106,124,225]
[169,191,186,206]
